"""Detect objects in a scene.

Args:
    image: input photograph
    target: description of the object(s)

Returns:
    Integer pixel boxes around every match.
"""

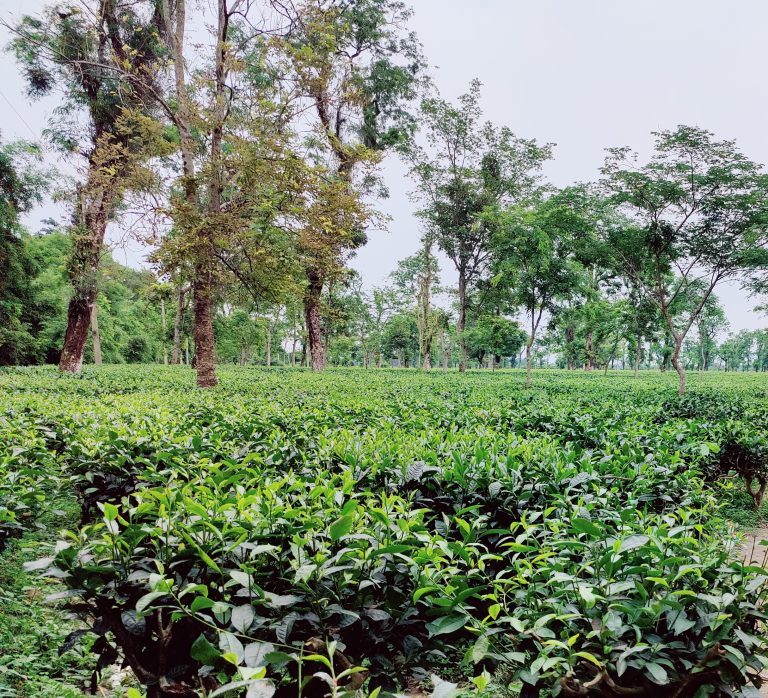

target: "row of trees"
[3,1,768,393]
[3,220,765,376]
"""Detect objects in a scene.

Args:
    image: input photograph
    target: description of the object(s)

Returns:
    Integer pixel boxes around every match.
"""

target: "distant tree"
[490,190,584,386]
[408,80,551,372]
[601,126,768,393]
[689,291,729,371]
[0,138,48,365]
[390,235,442,368]
[382,312,418,367]
[464,315,526,369]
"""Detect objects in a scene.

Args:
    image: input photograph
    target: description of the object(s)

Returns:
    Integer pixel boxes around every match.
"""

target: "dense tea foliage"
[1,367,767,697]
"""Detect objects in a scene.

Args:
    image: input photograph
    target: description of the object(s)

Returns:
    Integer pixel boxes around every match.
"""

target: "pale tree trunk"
[91,303,102,365]
[423,350,431,369]
[634,333,641,378]
[171,286,186,364]
[525,302,544,388]
[265,326,272,367]
[671,336,686,395]
[161,297,168,365]
[457,272,467,372]
[525,340,533,387]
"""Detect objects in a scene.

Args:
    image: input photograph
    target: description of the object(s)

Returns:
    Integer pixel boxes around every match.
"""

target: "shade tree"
[600,125,768,393]
[408,80,551,371]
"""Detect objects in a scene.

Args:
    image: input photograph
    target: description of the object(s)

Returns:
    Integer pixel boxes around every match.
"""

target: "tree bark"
[91,303,102,365]
[59,172,116,373]
[525,340,533,387]
[671,338,686,395]
[457,272,467,372]
[160,297,168,365]
[192,267,217,387]
[304,267,326,371]
[634,333,641,378]
[172,286,186,364]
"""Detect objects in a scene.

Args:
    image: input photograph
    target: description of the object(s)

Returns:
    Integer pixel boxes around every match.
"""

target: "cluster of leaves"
[1,366,768,697]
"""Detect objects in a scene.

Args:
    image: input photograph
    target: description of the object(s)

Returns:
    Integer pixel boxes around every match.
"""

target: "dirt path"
[740,526,768,568]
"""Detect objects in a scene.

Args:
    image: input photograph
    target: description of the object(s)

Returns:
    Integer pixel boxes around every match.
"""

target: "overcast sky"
[2,0,767,332]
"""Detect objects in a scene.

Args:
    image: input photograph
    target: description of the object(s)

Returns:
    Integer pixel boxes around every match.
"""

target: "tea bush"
[0,366,767,697]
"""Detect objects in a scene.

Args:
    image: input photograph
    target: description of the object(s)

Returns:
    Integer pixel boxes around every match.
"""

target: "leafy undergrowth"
[0,493,91,698]
[0,490,142,698]
[1,366,768,697]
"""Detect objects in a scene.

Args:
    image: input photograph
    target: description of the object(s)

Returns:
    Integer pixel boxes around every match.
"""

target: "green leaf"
[574,651,603,668]
[572,518,602,537]
[426,614,468,637]
[102,503,118,521]
[645,662,668,685]
[135,591,166,615]
[329,514,354,541]
[191,633,222,665]
[471,635,490,663]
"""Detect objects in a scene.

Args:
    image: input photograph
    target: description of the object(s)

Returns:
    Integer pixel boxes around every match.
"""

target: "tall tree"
[408,80,551,371]
[601,125,768,393]
[390,235,442,368]
[9,1,166,373]
[279,0,425,370]
[490,190,583,386]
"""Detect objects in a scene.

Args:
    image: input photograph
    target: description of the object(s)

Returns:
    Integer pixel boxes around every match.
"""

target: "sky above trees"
[2,0,768,330]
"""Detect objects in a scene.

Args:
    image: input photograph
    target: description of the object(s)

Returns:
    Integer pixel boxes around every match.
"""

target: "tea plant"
[1,366,767,697]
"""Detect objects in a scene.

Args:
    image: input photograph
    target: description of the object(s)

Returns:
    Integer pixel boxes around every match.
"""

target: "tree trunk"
[265,326,272,367]
[192,267,218,387]
[634,334,641,378]
[457,272,467,372]
[423,350,431,369]
[671,338,686,395]
[584,331,593,370]
[172,286,186,364]
[59,176,115,373]
[90,303,102,365]
[304,267,325,371]
[160,297,168,365]
[565,324,575,370]
[60,293,96,373]
[525,341,533,387]
[290,312,298,366]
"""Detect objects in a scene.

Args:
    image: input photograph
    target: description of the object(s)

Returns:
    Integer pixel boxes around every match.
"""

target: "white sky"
[1,0,766,332]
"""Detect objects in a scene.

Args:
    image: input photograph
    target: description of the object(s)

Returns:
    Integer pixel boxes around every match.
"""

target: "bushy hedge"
[1,366,767,697]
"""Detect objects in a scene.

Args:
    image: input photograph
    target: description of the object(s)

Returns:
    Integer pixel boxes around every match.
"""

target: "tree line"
[2,0,768,393]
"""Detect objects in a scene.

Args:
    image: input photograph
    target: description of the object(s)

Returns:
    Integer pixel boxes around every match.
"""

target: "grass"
[723,486,768,529]
[0,492,93,698]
